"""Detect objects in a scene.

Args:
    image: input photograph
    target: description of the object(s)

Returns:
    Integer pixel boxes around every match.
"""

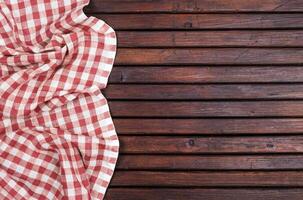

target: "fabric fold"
[0,0,118,199]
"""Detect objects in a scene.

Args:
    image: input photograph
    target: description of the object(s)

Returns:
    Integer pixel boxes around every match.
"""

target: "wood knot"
[188,139,195,146]
[266,143,274,148]
[120,72,124,82]
[184,22,193,28]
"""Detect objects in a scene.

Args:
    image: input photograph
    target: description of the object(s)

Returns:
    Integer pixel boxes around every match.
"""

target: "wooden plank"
[113,118,303,135]
[117,31,303,47]
[117,155,303,170]
[106,188,303,200]
[109,67,303,83]
[111,171,303,186]
[109,101,303,117]
[115,48,303,65]
[98,14,303,30]
[119,136,303,154]
[105,84,303,100]
[87,0,303,13]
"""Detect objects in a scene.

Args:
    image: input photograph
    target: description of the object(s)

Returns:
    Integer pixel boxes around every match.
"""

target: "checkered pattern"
[0,0,118,199]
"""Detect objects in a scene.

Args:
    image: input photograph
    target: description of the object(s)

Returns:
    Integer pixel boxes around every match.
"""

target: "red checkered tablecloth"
[0,0,118,199]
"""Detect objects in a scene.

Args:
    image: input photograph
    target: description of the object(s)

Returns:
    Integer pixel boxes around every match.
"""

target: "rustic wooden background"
[85,1,303,199]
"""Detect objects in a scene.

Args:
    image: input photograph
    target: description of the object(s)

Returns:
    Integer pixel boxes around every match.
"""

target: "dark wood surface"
[86,1,303,199]
[105,188,303,200]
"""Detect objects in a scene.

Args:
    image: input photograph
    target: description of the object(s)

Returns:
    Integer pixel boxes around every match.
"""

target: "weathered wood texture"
[113,119,303,134]
[118,136,303,154]
[105,84,303,99]
[116,155,303,170]
[108,67,303,83]
[109,101,303,117]
[106,189,303,200]
[97,14,303,30]
[86,0,303,13]
[115,48,303,65]
[111,171,303,186]
[87,1,303,199]
[116,31,303,47]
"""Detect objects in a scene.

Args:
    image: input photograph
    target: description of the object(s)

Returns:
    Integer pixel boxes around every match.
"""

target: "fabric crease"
[0,0,118,199]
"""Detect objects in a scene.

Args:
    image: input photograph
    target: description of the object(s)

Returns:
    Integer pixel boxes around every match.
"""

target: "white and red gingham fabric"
[0,0,119,199]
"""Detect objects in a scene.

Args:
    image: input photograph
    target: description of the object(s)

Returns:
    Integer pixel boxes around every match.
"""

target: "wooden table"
[85,1,303,199]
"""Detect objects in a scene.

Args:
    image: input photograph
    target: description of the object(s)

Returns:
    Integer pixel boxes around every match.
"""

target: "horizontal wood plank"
[109,67,303,83]
[115,48,303,65]
[106,188,303,200]
[105,84,303,100]
[119,136,303,154]
[109,101,303,117]
[117,155,303,170]
[113,118,303,135]
[117,31,303,47]
[111,171,303,186]
[87,0,303,13]
[98,14,303,30]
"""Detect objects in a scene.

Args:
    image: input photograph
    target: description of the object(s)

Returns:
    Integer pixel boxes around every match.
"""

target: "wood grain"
[98,14,303,30]
[87,0,303,13]
[115,48,303,65]
[117,31,303,47]
[88,1,303,198]
[106,188,303,200]
[105,84,303,100]
[113,118,303,135]
[117,155,303,170]
[119,136,303,154]
[111,171,303,186]
[109,101,303,117]
[109,67,303,83]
